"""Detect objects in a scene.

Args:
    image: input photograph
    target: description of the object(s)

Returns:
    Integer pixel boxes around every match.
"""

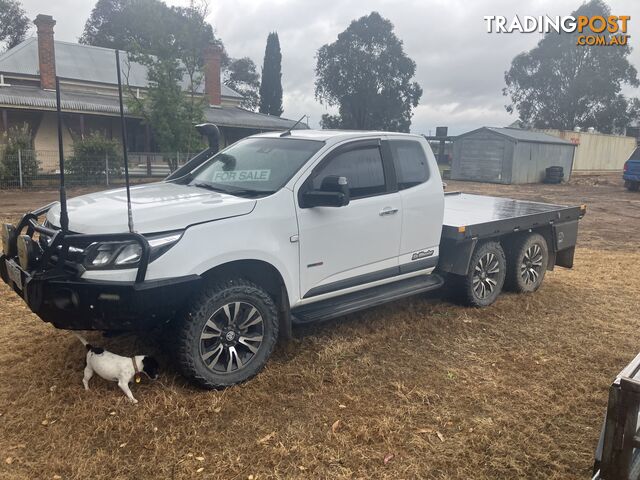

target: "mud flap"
[553,220,578,268]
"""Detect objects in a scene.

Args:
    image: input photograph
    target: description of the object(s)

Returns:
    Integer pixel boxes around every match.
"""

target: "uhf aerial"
[115,50,135,233]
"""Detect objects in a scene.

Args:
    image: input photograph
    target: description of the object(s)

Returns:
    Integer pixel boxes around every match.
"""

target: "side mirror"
[301,175,350,208]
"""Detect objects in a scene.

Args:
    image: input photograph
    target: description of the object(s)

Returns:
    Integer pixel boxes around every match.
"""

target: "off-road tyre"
[455,241,506,307]
[627,181,640,192]
[175,278,279,389]
[504,233,549,293]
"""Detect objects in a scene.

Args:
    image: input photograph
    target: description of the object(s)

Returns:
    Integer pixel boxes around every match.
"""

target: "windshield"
[186,137,324,195]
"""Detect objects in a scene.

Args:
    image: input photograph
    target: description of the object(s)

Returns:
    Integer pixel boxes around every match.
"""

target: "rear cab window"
[389,139,430,190]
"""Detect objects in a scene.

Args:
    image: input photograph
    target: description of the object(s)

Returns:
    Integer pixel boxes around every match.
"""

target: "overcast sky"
[19,0,640,134]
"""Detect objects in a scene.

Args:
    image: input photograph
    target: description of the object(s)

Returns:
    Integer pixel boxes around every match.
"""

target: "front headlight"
[83,231,183,269]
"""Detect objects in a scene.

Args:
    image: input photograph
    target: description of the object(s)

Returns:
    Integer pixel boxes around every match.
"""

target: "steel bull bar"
[1,205,198,331]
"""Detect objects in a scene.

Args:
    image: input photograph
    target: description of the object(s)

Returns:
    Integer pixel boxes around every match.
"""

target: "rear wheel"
[175,278,279,389]
[456,241,506,307]
[627,181,640,192]
[505,233,549,293]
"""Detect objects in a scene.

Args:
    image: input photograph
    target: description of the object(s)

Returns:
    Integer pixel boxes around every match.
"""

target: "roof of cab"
[254,129,423,143]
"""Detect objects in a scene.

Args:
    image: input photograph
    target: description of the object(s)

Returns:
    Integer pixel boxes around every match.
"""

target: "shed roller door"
[459,138,504,182]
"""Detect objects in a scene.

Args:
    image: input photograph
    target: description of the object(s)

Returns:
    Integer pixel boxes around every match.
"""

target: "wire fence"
[0,150,195,189]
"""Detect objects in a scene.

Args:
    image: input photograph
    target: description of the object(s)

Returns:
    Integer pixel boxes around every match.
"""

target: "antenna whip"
[54,77,69,232]
[115,49,135,233]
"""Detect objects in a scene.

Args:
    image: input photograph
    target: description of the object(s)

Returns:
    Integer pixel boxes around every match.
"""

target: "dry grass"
[0,176,639,479]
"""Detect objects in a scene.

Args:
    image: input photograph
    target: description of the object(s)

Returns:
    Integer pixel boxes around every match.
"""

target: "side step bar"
[291,273,444,324]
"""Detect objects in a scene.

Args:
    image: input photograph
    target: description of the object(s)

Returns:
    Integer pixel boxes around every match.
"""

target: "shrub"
[67,133,123,182]
[0,123,39,186]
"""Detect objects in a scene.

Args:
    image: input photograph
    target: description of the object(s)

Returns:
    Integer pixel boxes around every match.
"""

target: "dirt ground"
[0,175,639,479]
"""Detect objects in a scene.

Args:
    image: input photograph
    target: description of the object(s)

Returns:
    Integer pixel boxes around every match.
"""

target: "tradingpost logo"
[484,15,630,46]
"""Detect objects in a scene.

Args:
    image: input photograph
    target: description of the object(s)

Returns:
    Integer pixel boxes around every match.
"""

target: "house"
[0,14,303,171]
[452,127,576,184]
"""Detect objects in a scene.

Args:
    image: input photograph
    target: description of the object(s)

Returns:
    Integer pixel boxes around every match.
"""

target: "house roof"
[0,84,302,130]
[458,127,574,146]
[0,37,242,98]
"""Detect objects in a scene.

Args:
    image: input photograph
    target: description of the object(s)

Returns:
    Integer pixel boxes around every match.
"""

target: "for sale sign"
[211,170,271,182]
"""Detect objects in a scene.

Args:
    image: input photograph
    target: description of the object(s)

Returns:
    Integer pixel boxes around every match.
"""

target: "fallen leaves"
[383,453,394,464]
[331,419,342,434]
[257,431,275,444]
[416,428,445,442]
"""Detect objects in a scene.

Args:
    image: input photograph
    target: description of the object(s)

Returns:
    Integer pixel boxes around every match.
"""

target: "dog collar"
[132,357,142,384]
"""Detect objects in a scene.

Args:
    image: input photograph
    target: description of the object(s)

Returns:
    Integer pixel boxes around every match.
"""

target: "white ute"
[1,129,585,388]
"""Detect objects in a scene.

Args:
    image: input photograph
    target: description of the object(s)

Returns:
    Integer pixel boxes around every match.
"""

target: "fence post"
[17,148,23,189]
[105,153,110,186]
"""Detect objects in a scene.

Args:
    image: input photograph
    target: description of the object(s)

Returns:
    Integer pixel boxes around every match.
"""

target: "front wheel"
[455,241,506,307]
[175,278,279,389]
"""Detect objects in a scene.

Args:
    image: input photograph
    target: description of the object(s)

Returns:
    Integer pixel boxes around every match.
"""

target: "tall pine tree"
[259,32,283,116]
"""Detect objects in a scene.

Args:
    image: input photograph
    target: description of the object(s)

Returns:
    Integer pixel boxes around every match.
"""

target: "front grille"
[34,221,90,272]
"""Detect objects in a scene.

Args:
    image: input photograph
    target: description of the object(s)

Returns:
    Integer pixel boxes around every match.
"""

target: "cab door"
[294,139,402,299]
[388,138,443,270]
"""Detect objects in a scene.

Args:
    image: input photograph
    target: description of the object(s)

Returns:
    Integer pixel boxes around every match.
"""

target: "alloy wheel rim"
[472,252,500,299]
[199,301,264,374]
[520,244,544,286]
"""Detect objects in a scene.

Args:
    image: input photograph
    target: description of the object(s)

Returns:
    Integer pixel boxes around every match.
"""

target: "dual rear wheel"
[456,233,549,307]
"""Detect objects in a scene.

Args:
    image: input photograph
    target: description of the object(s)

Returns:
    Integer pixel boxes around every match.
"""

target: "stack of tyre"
[544,166,564,184]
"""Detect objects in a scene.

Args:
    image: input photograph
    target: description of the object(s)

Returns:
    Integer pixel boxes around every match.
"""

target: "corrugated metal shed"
[452,127,576,184]
[0,85,301,130]
[0,37,242,98]
[540,129,636,172]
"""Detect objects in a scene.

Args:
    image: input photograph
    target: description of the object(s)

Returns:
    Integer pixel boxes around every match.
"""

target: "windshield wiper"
[224,188,276,197]
[190,183,231,193]
[190,183,274,197]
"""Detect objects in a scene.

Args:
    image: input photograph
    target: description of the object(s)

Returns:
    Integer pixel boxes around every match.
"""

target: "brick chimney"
[34,14,57,90]
[204,44,222,106]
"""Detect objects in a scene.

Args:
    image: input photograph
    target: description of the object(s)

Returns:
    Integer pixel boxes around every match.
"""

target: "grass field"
[0,175,639,479]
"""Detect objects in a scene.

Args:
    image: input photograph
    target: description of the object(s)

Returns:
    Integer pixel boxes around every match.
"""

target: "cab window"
[389,140,429,190]
[312,146,386,199]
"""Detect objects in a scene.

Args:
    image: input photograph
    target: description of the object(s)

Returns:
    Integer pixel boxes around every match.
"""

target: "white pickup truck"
[1,129,585,388]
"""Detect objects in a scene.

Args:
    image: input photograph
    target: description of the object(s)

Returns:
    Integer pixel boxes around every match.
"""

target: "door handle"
[379,207,399,216]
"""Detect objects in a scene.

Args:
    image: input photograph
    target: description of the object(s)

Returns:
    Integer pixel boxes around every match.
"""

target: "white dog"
[74,333,159,404]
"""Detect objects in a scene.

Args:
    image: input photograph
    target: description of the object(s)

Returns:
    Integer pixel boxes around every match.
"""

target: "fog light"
[1,224,16,257]
[16,235,37,270]
[52,289,79,310]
